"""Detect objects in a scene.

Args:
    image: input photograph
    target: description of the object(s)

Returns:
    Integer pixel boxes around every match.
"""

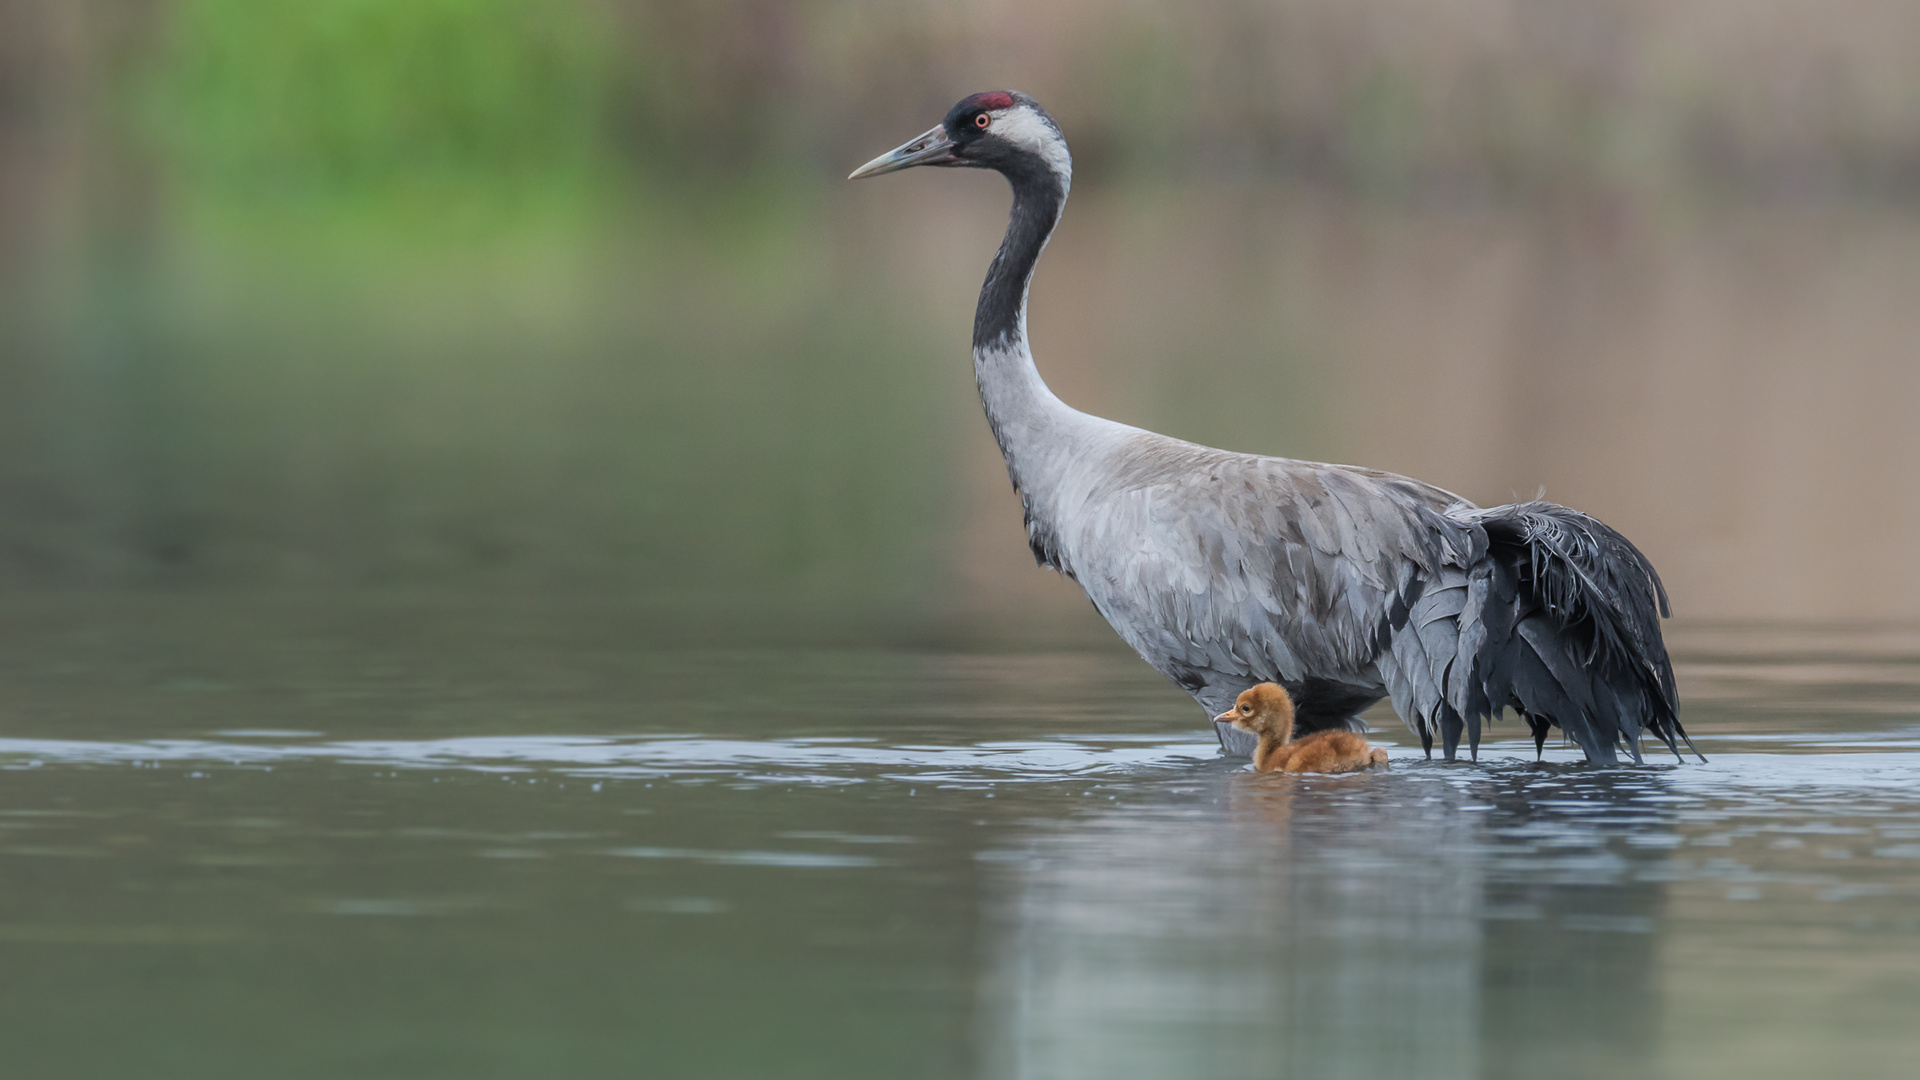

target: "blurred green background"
[2,0,1919,618]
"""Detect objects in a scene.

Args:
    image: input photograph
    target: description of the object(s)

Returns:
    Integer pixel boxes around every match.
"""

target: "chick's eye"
[1239,704,1252,714]
[974,112,991,129]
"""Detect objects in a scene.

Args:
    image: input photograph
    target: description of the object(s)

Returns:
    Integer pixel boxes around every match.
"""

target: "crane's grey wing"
[1065,444,1467,729]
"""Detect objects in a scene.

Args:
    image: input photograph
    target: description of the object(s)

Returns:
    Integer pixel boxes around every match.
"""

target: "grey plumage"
[853,92,1690,765]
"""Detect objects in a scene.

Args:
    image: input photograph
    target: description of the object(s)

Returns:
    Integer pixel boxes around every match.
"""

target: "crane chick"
[1219,684,1389,774]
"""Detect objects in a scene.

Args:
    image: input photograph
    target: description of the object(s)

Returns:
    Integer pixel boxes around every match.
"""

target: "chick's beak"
[848,125,960,179]
[1214,709,1237,725]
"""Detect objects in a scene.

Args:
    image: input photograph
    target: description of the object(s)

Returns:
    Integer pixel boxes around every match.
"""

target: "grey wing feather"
[1067,440,1456,729]
[1054,434,1682,766]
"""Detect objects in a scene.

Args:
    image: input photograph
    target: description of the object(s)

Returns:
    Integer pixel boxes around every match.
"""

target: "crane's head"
[848,91,1070,194]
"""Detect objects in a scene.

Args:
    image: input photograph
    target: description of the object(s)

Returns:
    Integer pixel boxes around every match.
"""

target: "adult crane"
[851,91,1695,766]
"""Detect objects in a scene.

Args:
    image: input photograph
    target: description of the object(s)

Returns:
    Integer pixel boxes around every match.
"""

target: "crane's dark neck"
[971,162,1080,573]
[973,167,1065,350]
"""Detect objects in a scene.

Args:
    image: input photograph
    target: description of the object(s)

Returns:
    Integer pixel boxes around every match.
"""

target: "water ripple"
[0,733,1222,784]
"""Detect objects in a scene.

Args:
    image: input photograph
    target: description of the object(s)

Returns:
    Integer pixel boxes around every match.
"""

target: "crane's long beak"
[848,125,959,179]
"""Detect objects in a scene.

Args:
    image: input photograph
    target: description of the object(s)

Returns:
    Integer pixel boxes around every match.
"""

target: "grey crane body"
[853,92,1692,766]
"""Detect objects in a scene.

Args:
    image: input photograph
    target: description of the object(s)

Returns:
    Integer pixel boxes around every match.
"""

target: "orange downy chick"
[1215,683,1389,774]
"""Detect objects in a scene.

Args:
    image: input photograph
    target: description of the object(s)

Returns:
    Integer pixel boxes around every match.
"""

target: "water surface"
[1,599,1916,1078]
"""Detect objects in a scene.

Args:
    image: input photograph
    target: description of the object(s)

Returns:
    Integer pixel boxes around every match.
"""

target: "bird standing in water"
[1221,683,1388,774]
[851,91,1696,767]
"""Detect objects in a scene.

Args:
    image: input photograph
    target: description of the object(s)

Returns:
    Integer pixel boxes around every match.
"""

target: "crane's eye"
[974,112,991,130]
[1239,704,1253,715]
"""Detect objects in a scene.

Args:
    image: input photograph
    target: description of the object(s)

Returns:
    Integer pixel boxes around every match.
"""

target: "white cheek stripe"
[991,107,1072,191]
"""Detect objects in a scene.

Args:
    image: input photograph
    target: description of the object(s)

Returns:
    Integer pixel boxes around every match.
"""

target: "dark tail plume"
[1429,501,1694,765]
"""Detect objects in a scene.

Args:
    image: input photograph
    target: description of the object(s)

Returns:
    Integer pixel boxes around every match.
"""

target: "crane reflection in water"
[973,759,1670,1080]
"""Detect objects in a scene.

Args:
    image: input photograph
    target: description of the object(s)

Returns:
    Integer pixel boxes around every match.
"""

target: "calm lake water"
[1,597,1916,1079]
[7,6,1920,1076]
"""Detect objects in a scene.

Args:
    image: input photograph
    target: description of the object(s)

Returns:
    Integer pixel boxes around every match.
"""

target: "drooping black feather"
[1457,502,1690,764]
[1378,500,1693,765]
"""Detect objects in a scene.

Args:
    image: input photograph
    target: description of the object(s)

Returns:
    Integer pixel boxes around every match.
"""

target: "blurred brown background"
[1,0,1918,620]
